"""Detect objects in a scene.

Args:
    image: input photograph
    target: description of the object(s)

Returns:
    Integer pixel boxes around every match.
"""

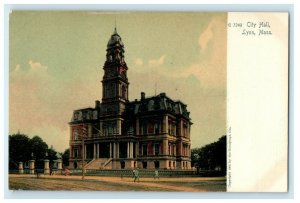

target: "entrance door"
[154,161,160,169]
[120,161,125,169]
[143,161,147,169]
[99,143,110,158]
[119,142,127,158]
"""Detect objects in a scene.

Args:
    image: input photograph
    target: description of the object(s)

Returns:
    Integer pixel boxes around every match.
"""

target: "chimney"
[95,100,100,108]
[141,92,145,100]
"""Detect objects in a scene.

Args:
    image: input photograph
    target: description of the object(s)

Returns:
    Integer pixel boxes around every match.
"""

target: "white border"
[1,2,297,201]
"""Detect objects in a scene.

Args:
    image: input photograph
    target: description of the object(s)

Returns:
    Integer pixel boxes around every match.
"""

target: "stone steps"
[85,158,112,169]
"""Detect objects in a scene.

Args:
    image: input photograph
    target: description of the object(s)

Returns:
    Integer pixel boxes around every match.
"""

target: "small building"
[69,28,192,170]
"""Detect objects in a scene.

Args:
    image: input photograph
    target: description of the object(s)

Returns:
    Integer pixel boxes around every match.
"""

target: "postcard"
[7,11,288,193]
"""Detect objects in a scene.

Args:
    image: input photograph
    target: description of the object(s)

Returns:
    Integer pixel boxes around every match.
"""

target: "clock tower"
[101,27,129,115]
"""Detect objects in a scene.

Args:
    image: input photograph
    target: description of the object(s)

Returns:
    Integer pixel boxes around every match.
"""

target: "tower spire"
[114,17,117,33]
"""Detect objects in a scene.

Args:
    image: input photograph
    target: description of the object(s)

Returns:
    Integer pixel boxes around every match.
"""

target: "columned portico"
[116,143,119,158]
[93,143,96,158]
[97,143,100,158]
[135,142,139,157]
[109,142,112,158]
[113,142,119,158]
[130,142,134,158]
[163,139,168,155]
[127,141,134,158]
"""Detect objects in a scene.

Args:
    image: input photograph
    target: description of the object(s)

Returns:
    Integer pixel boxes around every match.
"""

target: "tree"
[9,133,31,169]
[191,135,226,174]
[62,149,70,167]
[29,136,48,162]
[9,133,65,170]
[47,146,59,169]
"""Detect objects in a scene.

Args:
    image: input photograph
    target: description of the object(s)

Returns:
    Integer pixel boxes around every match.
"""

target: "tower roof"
[107,27,124,48]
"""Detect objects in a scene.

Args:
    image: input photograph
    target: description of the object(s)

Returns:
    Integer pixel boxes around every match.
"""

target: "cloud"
[28,60,48,72]
[134,58,143,66]
[148,55,166,66]
[129,16,227,148]
[163,16,226,89]
[198,17,217,51]
[9,60,100,152]
[130,16,226,91]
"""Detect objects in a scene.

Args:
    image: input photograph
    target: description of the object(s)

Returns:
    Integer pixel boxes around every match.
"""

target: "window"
[183,123,188,137]
[143,161,147,169]
[173,124,177,136]
[173,144,176,156]
[154,122,160,134]
[104,122,116,136]
[73,129,78,141]
[108,125,113,135]
[154,161,160,169]
[74,148,78,158]
[142,145,147,156]
[122,85,127,99]
[142,122,147,135]
[148,121,154,134]
[154,144,160,155]
[74,112,78,120]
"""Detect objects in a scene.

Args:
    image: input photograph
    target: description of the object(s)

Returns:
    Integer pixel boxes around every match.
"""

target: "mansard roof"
[126,92,191,120]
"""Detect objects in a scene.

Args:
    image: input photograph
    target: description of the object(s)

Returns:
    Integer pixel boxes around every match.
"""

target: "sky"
[9,11,227,152]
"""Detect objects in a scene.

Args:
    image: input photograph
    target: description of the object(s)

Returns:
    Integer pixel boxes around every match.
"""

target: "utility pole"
[81,124,87,180]
[81,118,102,180]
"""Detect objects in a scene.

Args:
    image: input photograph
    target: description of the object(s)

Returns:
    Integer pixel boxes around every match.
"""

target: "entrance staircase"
[85,158,112,170]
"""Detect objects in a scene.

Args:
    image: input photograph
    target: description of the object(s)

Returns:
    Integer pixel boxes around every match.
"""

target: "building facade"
[69,28,192,170]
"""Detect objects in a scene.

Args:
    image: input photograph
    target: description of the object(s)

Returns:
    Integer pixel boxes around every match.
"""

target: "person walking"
[154,170,159,180]
[135,168,140,182]
[65,167,70,176]
[133,168,140,182]
[133,169,137,182]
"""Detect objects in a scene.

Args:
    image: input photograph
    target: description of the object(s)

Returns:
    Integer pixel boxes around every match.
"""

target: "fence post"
[44,159,50,175]
[57,159,63,174]
[29,160,35,174]
[18,162,24,174]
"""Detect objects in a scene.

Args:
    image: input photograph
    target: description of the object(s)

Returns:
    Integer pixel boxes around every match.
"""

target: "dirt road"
[9,174,226,192]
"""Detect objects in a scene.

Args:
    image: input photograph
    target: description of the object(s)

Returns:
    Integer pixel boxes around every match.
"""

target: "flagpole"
[82,123,85,180]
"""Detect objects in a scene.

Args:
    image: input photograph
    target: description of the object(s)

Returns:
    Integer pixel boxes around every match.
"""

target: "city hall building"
[69,28,192,170]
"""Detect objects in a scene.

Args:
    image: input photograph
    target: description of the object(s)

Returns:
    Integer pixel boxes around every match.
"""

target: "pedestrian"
[133,169,137,182]
[65,167,70,176]
[154,170,159,179]
[135,168,140,182]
